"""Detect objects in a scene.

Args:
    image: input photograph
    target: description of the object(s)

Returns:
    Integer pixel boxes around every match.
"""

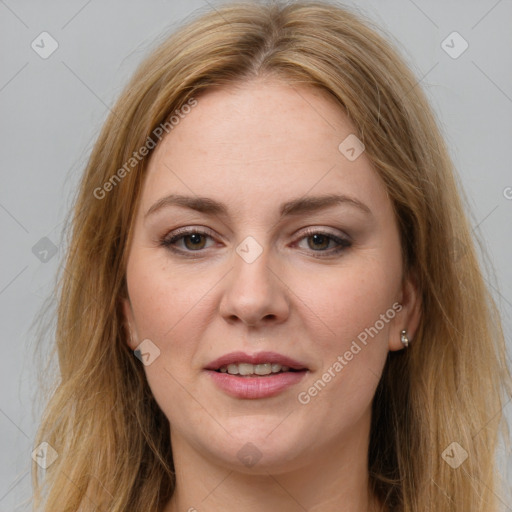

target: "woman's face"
[123,79,420,473]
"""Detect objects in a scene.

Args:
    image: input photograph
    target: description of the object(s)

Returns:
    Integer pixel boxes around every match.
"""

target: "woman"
[32,1,511,511]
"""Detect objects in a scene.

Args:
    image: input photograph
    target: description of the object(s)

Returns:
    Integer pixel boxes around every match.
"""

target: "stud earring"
[400,330,409,348]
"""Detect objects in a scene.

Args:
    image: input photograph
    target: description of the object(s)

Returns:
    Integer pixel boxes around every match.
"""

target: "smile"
[217,362,297,376]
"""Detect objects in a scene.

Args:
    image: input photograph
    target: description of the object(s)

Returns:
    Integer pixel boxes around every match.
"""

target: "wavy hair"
[33,1,511,510]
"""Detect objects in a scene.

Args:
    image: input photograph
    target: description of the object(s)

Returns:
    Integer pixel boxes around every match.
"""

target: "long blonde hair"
[33,1,511,510]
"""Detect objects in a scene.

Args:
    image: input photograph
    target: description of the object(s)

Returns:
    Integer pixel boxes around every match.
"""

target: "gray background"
[1,0,511,510]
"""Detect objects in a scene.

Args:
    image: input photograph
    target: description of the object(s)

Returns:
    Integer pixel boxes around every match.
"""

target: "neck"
[163,413,384,512]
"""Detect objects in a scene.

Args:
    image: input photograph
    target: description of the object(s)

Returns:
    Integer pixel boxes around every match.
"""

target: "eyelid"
[292,227,352,255]
[160,225,352,257]
[297,226,351,241]
[160,226,219,250]
[161,226,349,243]
[164,225,218,239]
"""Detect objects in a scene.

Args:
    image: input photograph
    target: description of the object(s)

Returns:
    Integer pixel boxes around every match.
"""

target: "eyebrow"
[145,193,372,219]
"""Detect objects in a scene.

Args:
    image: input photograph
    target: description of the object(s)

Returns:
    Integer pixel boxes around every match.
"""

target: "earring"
[400,330,409,348]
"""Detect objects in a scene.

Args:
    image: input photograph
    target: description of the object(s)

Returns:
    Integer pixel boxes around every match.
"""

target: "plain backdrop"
[1,0,511,510]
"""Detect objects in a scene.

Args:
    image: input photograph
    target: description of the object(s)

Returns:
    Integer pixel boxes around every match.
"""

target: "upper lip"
[205,351,308,371]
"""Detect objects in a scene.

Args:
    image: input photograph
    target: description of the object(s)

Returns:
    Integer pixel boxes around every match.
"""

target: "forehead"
[140,79,390,219]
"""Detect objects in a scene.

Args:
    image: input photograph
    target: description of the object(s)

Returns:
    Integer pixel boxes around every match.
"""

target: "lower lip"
[205,370,308,399]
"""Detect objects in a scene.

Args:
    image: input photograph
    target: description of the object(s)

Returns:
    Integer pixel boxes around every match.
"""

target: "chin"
[202,428,310,474]
[215,445,307,475]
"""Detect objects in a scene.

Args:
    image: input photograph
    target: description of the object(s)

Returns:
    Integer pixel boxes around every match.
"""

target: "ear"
[122,297,139,351]
[388,269,422,351]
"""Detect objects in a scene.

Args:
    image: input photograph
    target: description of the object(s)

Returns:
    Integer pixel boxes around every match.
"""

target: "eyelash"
[159,227,352,258]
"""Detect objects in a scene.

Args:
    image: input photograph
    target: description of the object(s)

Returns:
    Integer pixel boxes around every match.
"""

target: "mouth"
[205,350,309,374]
[204,351,309,399]
[215,362,304,376]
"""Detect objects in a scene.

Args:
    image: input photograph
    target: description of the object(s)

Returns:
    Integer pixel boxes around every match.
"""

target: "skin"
[123,78,421,512]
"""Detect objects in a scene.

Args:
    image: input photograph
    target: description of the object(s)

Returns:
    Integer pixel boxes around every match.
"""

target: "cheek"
[291,261,399,351]
[126,251,216,345]
[125,251,227,409]
[126,256,217,422]
[288,257,400,414]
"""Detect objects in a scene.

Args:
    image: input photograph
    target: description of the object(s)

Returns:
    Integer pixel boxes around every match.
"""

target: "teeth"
[254,363,271,375]
[221,363,292,375]
[238,363,254,376]
[227,364,239,375]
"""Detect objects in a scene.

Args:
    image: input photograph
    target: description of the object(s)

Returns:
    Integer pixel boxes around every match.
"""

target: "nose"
[218,245,290,328]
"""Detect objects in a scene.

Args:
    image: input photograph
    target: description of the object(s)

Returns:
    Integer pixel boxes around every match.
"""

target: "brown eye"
[183,233,207,250]
[307,234,331,250]
[161,228,216,254]
[296,229,352,257]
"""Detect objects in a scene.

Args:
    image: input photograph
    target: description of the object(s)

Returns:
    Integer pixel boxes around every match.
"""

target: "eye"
[160,228,216,253]
[160,227,352,258]
[295,229,352,256]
